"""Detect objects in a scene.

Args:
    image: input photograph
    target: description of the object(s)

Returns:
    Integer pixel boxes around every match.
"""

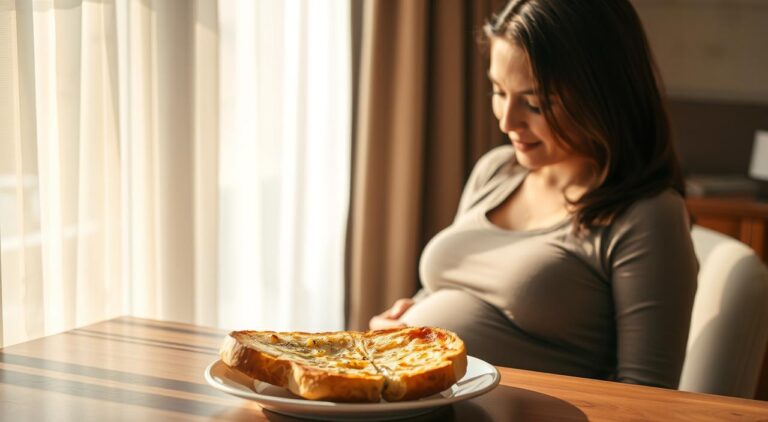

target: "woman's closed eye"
[490,90,542,114]
[523,98,541,114]
[488,89,506,98]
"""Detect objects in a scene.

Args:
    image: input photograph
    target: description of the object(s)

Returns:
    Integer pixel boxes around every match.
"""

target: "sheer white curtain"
[0,0,123,347]
[217,0,350,332]
[0,0,350,347]
[120,0,219,325]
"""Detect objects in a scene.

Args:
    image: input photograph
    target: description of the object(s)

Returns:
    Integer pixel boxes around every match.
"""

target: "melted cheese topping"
[247,332,379,375]
[244,327,462,384]
[364,327,460,374]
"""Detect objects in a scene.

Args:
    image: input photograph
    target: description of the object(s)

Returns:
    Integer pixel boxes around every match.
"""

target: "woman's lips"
[512,139,542,152]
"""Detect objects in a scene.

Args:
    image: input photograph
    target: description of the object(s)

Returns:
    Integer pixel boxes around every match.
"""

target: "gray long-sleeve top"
[401,145,698,388]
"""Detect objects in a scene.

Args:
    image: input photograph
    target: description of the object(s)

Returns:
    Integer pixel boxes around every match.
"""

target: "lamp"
[750,130,768,200]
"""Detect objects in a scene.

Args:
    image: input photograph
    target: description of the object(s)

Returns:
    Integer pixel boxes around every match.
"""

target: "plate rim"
[204,355,500,413]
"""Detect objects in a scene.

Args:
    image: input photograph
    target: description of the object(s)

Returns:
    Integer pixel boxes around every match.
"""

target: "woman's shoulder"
[475,144,515,168]
[469,145,517,185]
[608,189,692,240]
[620,189,688,223]
[601,189,697,277]
[454,145,519,217]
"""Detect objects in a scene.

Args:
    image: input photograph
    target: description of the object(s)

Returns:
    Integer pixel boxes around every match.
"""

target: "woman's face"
[488,39,580,172]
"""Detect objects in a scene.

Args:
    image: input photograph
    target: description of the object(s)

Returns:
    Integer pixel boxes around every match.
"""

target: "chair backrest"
[679,225,768,398]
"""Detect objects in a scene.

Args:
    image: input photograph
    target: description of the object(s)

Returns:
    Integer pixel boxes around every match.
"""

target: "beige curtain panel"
[346,0,506,330]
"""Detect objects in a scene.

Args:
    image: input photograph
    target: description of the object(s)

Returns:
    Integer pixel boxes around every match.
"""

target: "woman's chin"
[514,152,542,170]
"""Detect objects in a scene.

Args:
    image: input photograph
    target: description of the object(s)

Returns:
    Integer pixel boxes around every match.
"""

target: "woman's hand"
[368,298,415,330]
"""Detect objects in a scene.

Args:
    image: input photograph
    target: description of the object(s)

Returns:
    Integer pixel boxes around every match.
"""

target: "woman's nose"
[498,103,526,134]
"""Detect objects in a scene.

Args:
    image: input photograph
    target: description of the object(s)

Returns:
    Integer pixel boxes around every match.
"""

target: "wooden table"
[2,317,768,421]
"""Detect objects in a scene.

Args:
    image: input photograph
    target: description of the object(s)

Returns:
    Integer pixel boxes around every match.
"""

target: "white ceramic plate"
[205,355,500,421]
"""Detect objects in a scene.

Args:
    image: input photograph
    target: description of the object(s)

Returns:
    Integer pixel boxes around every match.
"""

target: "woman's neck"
[528,158,596,201]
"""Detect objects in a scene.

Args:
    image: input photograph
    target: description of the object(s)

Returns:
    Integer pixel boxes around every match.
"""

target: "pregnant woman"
[370,0,698,389]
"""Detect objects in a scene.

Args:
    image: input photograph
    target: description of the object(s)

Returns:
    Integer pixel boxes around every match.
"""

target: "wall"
[631,0,768,175]
[668,100,768,175]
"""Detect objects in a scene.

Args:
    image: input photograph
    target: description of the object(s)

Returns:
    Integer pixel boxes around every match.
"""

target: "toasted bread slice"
[219,327,466,402]
[360,327,468,401]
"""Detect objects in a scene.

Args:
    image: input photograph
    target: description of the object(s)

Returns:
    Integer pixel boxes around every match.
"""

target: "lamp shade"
[749,130,768,181]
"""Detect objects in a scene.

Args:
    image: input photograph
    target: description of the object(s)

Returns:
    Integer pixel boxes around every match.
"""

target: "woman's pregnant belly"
[400,289,523,366]
[400,289,600,377]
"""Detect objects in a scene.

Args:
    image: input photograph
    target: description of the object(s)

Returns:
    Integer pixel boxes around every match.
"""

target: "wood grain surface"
[1,317,767,421]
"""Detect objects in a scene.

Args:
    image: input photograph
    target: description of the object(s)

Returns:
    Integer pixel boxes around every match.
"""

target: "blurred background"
[632,0,768,190]
[1,0,766,349]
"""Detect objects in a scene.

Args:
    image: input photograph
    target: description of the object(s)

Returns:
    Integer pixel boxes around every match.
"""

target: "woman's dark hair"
[485,0,685,229]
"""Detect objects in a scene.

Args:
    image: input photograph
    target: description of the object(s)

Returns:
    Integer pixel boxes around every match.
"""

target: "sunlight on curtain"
[0,0,350,346]
[123,0,350,331]
[0,0,123,347]
[218,0,350,332]
[121,0,201,325]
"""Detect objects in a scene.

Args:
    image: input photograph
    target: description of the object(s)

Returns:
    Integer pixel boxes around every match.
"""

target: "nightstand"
[686,196,768,263]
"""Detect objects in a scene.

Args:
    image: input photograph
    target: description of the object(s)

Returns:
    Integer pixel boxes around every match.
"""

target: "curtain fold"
[346,0,506,330]
[0,0,123,346]
[124,0,199,323]
[192,0,219,328]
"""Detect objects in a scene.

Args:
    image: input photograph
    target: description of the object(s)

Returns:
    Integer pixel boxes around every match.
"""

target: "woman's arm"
[608,191,698,388]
